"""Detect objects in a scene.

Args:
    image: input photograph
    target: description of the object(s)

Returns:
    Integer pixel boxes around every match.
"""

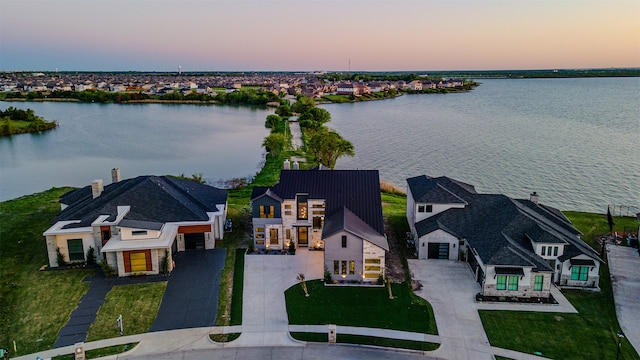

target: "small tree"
[262,133,286,158]
[56,246,66,267]
[324,266,333,284]
[86,246,95,266]
[265,114,282,129]
[160,249,170,274]
[297,273,309,297]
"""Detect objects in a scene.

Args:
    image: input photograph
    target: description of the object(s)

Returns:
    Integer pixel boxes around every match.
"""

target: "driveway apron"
[409,259,495,360]
[150,249,225,332]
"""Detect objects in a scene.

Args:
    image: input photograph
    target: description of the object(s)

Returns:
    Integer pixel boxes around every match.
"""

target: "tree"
[265,114,282,129]
[308,129,354,169]
[275,103,291,117]
[299,107,331,124]
[191,173,206,184]
[291,96,315,114]
[262,133,286,158]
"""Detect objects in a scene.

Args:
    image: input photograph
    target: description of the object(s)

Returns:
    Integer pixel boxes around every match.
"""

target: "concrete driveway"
[233,248,324,346]
[150,249,226,332]
[409,259,495,360]
[607,244,640,355]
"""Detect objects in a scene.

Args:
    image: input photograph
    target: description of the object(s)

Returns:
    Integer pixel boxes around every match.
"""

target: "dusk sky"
[1,0,639,72]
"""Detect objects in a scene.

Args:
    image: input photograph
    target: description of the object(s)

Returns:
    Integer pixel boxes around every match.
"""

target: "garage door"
[185,233,205,250]
[427,243,449,259]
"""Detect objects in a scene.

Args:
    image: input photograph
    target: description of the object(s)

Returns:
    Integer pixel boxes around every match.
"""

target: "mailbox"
[74,342,85,360]
[328,324,337,343]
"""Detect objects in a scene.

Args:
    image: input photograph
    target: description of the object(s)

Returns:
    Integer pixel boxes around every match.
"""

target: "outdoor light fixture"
[616,330,625,360]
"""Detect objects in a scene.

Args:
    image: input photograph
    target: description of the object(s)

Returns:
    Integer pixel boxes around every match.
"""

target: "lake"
[0,102,271,201]
[324,77,640,214]
[1,77,638,213]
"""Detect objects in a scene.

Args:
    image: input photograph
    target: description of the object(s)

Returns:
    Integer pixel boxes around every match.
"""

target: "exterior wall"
[114,248,162,277]
[528,272,553,298]
[363,241,385,282]
[106,252,118,275]
[120,227,161,240]
[253,217,281,249]
[204,231,215,249]
[414,203,465,224]
[483,266,533,298]
[417,229,459,260]
[49,232,94,265]
[251,196,282,218]
[559,255,600,288]
[280,198,324,248]
[533,243,565,260]
[324,231,363,282]
[177,233,185,251]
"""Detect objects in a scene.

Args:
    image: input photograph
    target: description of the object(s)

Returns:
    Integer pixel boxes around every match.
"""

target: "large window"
[496,275,507,290]
[534,275,544,291]
[553,246,558,256]
[341,260,347,275]
[297,195,308,220]
[313,216,324,229]
[571,266,589,281]
[541,246,546,256]
[259,205,274,218]
[67,239,84,262]
[349,261,355,275]
[508,276,519,291]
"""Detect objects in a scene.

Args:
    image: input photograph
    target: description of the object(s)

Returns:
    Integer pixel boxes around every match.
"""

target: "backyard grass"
[290,332,439,351]
[0,187,96,356]
[479,212,640,360]
[285,280,437,334]
[86,282,166,341]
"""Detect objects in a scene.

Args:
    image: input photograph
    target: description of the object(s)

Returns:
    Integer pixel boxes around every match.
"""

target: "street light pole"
[616,330,625,360]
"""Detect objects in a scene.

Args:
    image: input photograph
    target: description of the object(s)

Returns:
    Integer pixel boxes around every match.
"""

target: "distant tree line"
[1,89,282,106]
[0,107,58,136]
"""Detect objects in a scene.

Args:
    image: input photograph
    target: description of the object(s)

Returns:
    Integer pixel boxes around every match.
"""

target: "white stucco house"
[406,175,602,300]
[43,169,227,277]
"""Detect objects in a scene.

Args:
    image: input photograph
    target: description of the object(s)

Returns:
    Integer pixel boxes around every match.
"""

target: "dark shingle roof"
[411,176,601,270]
[407,175,473,204]
[256,169,385,236]
[323,207,388,251]
[54,176,227,229]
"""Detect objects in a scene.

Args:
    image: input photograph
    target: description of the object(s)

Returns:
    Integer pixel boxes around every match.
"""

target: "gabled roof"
[54,176,227,229]
[323,207,388,251]
[411,175,601,269]
[253,169,385,237]
[406,175,474,204]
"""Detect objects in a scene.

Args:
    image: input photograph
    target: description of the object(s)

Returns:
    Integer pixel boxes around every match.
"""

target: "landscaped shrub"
[86,246,95,266]
[56,246,66,267]
[160,249,170,274]
[100,259,116,277]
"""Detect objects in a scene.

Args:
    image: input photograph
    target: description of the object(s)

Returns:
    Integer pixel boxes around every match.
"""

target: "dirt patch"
[384,222,407,283]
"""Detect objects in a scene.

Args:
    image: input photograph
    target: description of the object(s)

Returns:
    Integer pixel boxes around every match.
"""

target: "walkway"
[607,244,640,355]
[150,249,226,332]
[288,121,302,150]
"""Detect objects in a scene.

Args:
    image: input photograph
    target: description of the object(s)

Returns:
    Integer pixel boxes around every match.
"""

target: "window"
[541,246,546,256]
[312,203,325,215]
[67,239,84,262]
[284,204,292,216]
[313,216,324,229]
[571,266,589,281]
[349,261,355,275]
[496,275,507,290]
[341,235,347,248]
[285,229,291,240]
[334,260,339,275]
[508,276,519,291]
[341,260,347,275]
[297,195,308,220]
[418,204,425,213]
[534,275,544,291]
[553,246,558,256]
[132,230,148,236]
[425,205,433,212]
[259,205,274,218]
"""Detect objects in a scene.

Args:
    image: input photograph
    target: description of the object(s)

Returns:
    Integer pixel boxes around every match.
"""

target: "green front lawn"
[86,282,166,341]
[0,188,96,356]
[480,212,640,360]
[285,280,437,334]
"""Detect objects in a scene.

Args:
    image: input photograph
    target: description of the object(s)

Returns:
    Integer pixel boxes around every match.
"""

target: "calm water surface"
[324,78,639,213]
[1,78,638,213]
[0,102,271,201]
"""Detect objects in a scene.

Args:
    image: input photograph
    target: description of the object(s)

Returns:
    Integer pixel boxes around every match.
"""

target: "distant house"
[408,80,422,91]
[43,170,227,277]
[336,82,358,96]
[406,175,602,299]
[250,167,388,284]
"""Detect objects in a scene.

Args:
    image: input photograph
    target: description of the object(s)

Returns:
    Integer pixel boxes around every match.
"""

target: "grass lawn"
[86,282,166,341]
[285,280,437,334]
[290,332,439,351]
[479,212,640,360]
[0,188,96,356]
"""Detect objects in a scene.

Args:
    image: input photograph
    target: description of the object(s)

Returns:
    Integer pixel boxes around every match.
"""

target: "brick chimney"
[111,168,121,183]
[530,191,539,205]
[92,179,104,199]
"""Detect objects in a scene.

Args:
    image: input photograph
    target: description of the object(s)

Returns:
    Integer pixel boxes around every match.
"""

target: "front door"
[269,228,279,246]
[297,227,308,246]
